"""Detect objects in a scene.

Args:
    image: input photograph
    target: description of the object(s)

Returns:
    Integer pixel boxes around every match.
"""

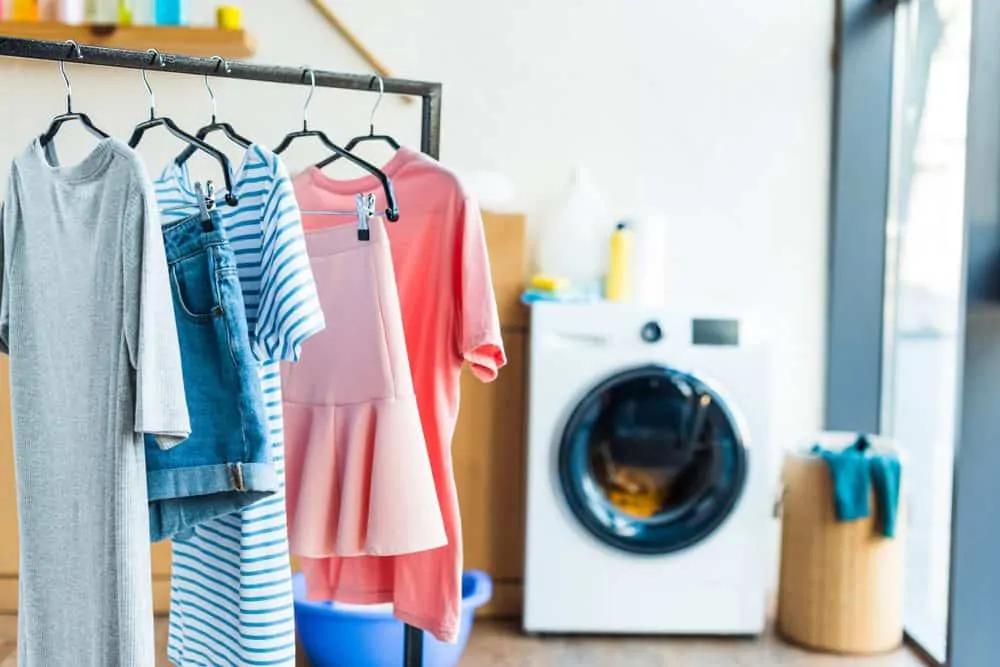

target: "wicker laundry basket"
[777,435,905,654]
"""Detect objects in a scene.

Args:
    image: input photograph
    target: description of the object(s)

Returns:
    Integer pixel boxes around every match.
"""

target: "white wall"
[0,0,833,469]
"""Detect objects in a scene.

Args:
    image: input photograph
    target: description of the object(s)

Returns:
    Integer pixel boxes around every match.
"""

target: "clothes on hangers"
[146,208,275,542]
[155,144,324,667]
[292,147,506,643]
[1,137,190,666]
[281,212,446,561]
[0,38,447,667]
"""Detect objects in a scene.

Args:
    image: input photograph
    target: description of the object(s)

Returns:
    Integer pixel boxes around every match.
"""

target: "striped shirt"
[155,145,325,667]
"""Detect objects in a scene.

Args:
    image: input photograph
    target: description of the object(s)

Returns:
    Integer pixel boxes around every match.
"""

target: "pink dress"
[281,215,446,560]
[292,149,506,642]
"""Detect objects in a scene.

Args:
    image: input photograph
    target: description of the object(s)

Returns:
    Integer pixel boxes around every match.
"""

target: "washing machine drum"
[558,364,748,555]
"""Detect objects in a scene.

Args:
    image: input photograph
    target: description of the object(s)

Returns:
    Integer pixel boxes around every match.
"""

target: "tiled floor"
[0,616,926,667]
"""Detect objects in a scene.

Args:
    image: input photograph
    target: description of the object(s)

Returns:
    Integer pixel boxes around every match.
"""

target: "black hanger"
[128,50,238,207]
[40,41,110,147]
[315,75,399,169]
[175,56,252,166]
[274,68,399,222]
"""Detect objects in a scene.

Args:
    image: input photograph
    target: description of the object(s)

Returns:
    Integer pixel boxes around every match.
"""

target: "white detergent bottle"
[534,166,612,294]
[630,213,669,306]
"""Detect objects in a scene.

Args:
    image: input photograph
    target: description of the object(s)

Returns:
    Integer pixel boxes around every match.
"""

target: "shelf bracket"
[307,0,412,104]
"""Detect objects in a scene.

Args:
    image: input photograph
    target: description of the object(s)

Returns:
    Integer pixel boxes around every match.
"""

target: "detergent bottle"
[535,166,611,295]
[604,222,633,303]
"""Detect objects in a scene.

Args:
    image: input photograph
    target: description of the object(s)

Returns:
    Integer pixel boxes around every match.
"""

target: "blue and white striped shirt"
[156,145,325,667]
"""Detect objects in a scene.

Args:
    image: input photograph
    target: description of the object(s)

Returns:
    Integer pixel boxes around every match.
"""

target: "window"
[879,0,972,661]
[826,0,982,664]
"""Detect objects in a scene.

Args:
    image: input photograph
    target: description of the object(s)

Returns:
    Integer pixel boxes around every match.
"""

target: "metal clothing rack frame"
[0,36,442,157]
[0,34,439,667]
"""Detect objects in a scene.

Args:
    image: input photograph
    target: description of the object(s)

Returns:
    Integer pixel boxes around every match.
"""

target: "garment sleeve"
[453,196,506,382]
[253,155,325,362]
[123,169,190,449]
[0,168,17,356]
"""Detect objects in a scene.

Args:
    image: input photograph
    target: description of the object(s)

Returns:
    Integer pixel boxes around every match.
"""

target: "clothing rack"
[0,34,440,667]
[0,36,442,157]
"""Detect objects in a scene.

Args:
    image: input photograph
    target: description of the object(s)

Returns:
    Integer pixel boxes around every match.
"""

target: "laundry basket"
[777,432,905,654]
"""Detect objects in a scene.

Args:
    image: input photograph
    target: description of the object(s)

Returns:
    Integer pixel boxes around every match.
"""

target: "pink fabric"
[281,216,446,560]
[292,148,506,642]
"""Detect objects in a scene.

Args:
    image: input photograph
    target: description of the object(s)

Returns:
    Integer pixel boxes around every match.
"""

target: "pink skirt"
[281,216,446,559]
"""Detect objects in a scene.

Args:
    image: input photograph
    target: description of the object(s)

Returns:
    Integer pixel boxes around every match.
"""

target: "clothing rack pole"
[0,36,442,157]
[0,34,439,667]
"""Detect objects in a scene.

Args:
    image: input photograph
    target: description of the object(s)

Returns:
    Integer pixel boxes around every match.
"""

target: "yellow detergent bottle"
[604,222,633,302]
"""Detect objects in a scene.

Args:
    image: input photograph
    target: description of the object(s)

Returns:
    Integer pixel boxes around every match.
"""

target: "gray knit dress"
[0,138,190,666]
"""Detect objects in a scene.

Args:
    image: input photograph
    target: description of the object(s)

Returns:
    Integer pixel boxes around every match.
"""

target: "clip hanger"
[355,193,371,241]
[193,182,215,230]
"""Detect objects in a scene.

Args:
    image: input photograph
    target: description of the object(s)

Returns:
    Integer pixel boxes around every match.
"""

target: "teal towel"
[812,442,870,521]
[869,454,902,538]
[812,435,901,538]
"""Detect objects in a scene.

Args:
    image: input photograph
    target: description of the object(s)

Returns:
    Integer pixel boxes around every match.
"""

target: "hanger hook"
[60,40,82,113]
[301,67,316,132]
[205,56,230,123]
[141,49,165,120]
[367,75,385,136]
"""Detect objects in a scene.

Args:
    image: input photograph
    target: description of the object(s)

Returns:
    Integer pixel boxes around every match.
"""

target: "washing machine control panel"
[692,318,740,346]
[640,321,663,343]
[638,318,741,345]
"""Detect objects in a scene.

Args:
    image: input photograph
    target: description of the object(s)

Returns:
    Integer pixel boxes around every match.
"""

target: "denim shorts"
[146,210,275,542]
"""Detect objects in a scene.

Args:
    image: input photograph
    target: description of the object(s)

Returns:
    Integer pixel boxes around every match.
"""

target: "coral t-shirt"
[291,147,506,642]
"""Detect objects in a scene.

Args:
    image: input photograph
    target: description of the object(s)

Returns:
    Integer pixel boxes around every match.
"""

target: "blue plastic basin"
[293,570,493,667]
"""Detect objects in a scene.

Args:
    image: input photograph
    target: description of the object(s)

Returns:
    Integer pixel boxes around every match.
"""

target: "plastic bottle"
[58,0,84,23]
[37,0,58,19]
[154,0,185,26]
[126,0,154,25]
[12,0,39,20]
[535,166,611,294]
[85,0,117,23]
[604,222,633,303]
[116,0,131,24]
[630,214,668,306]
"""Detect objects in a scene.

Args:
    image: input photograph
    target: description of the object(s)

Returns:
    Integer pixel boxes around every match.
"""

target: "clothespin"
[205,180,217,211]
[193,181,214,231]
[355,193,373,241]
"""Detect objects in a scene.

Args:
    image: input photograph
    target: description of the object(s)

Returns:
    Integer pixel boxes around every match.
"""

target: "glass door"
[879,0,972,661]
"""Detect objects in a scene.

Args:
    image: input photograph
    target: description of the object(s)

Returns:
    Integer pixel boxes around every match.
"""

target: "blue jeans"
[146,211,275,542]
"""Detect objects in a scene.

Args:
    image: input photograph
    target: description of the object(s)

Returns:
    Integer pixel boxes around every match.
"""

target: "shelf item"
[216,5,240,30]
[153,0,185,26]
[127,0,153,25]
[12,0,39,21]
[37,0,57,22]
[59,0,84,24]
[85,0,116,23]
[0,21,256,58]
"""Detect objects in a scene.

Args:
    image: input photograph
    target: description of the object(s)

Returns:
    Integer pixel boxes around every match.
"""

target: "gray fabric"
[0,138,190,666]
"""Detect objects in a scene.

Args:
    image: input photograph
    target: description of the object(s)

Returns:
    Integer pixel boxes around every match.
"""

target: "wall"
[0,1,833,503]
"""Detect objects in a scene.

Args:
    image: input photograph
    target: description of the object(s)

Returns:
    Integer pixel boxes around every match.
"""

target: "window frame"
[826,1,1000,665]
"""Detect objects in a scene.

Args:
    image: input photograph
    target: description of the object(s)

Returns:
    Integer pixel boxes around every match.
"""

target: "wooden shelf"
[0,21,256,59]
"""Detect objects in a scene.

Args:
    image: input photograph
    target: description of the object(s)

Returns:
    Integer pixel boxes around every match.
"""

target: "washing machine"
[522,303,771,636]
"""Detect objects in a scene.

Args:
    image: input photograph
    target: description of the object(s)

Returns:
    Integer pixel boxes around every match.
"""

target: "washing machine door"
[558,364,748,555]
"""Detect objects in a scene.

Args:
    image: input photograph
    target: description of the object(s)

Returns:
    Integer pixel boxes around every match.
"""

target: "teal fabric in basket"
[812,435,901,538]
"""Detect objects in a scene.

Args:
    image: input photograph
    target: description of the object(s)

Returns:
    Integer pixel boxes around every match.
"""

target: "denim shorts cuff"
[147,462,279,501]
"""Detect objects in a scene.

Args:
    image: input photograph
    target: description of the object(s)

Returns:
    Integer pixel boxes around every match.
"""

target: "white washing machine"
[523,303,771,635]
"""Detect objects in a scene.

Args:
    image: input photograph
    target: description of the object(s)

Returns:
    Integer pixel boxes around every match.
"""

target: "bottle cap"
[616,222,627,231]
